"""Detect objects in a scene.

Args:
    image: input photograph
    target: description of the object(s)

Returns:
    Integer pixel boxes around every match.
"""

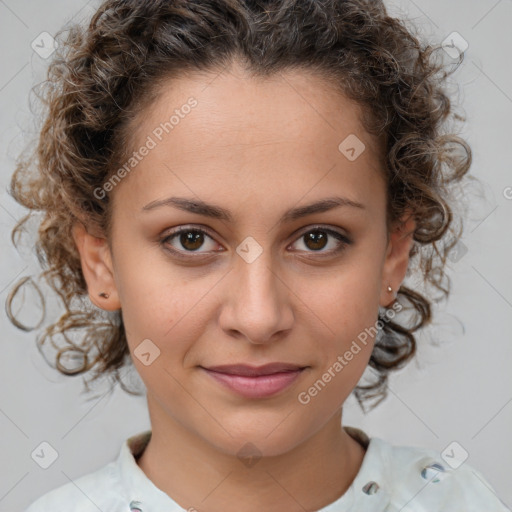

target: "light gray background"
[1,0,511,510]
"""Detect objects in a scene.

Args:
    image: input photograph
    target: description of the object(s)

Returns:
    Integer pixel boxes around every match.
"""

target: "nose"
[218,246,294,344]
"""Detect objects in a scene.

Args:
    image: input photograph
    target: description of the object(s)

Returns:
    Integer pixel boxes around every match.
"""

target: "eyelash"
[160,224,352,260]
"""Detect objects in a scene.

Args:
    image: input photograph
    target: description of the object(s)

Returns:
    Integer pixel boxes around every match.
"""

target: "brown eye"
[161,227,220,257]
[303,230,328,251]
[177,230,205,251]
[289,226,352,257]
[160,224,351,260]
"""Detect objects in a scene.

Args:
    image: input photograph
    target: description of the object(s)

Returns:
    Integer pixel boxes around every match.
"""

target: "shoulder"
[372,437,510,511]
[23,431,153,512]
[24,460,125,512]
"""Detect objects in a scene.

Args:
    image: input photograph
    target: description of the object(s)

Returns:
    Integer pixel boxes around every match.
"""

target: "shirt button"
[129,500,143,511]
[421,462,446,483]
[362,481,380,494]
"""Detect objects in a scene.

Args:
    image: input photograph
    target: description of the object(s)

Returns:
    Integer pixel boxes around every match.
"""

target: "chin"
[196,414,309,459]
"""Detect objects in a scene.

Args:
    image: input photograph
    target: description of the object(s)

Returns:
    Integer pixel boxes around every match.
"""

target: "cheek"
[293,261,381,340]
[112,238,177,322]
[290,261,380,402]
[111,248,179,343]
[115,251,225,366]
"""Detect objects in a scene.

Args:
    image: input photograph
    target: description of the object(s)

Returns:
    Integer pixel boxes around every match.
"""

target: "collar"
[118,426,393,511]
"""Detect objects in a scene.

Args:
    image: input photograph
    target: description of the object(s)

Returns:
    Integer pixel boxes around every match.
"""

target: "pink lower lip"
[202,368,305,398]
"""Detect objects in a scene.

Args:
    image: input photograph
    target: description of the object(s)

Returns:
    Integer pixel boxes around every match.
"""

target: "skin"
[72,61,416,512]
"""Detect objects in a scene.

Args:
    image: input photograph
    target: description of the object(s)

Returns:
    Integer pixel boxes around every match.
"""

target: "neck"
[137,397,366,512]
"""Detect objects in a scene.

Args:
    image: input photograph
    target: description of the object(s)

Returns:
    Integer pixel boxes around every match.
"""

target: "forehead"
[112,63,386,219]
[132,64,374,150]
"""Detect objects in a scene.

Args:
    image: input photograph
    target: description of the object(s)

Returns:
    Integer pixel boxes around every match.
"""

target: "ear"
[71,221,121,311]
[379,211,416,308]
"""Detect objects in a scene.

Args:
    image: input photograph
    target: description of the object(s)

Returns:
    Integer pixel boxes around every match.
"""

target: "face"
[73,61,415,457]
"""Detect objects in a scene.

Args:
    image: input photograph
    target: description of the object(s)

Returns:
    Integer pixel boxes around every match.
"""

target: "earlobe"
[71,222,121,311]
[379,212,416,308]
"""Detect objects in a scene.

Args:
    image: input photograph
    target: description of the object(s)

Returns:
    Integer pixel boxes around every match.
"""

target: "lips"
[200,363,307,398]
[203,362,306,377]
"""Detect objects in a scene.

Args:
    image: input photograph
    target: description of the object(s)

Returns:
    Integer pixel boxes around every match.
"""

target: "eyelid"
[292,224,351,243]
[287,224,352,257]
[160,223,351,258]
[160,224,222,258]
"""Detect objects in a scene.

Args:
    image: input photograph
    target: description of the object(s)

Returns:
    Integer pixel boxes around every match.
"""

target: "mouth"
[200,363,308,399]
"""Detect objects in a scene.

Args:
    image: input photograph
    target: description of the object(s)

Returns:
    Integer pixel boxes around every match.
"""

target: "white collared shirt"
[25,426,510,511]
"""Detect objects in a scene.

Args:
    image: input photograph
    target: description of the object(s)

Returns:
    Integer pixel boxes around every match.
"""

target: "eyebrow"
[141,195,365,224]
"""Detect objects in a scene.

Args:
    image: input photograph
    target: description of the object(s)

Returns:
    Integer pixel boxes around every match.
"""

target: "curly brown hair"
[6,0,473,411]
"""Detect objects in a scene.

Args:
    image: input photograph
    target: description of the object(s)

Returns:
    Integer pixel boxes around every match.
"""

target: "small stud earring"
[98,292,110,299]
[387,286,393,293]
